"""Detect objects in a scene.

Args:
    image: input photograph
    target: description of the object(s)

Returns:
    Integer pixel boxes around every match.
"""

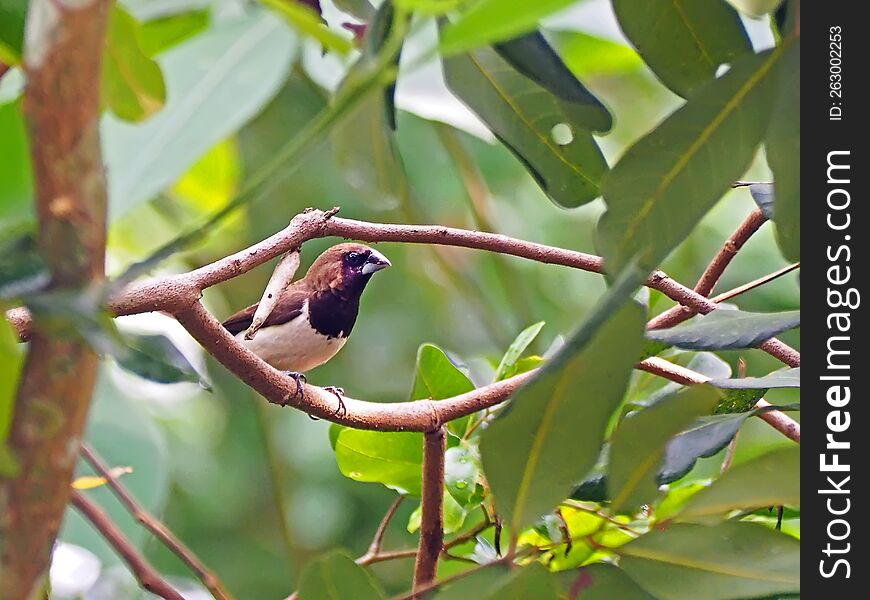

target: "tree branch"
[70,491,184,600]
[357,496,405,565]
[6,209,800,368]
[637,357,800,443]
[693,209,767,297]
[413,427,446,596]
[79,444,234,600]
[1,1,111,596]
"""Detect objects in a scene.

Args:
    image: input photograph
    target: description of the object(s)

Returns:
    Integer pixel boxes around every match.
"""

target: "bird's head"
[307,243,391,299]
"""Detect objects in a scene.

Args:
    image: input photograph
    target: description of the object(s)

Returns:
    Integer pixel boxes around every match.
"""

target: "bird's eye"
[346,251,366,267]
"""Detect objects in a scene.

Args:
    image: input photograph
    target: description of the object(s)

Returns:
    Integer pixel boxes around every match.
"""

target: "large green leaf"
[332,0,408,209]
[559,563,655,600]
[493,31,612,132]
[334,429,422,496]
[766,41,800,261]
[611,0,751,98]
[298,551,384,600]
[678,446,799,522]
[481,272,646,531]
[440,0,575,55]
[102,10,297,218]
[658,405,795,484]
[597,43,791,274]
[0,0,26,64]
[617,522,799,600]
[646,309,800,351]
[608,385,721,514]
[443,45,608,208]
[102,5,167,122]
[550,30,643,77]
[435,563,558,599]
[494,321,545,382]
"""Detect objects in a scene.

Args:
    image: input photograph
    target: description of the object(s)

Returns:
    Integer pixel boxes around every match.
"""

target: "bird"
[221,243,391,415]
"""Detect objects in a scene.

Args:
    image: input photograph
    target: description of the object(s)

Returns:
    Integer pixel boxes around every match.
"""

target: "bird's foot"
[282,371,307,400]
[324,386,347,418]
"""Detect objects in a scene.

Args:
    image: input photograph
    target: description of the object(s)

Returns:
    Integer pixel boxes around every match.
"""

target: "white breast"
[235,301,347,373]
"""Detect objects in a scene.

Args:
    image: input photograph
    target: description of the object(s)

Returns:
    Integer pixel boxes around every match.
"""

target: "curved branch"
[6,209,800,368]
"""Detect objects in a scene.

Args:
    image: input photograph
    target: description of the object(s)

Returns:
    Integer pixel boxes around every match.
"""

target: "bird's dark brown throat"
[220,243,390,409]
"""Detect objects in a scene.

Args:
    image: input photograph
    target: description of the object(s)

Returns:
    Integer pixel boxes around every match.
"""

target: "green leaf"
[410,343,475,436]
[407,490,466,534]
[298,550,384,600]
[597,43,791,275]
[711,367,799,390]
[559,563,655,600]
[611,0,751,98]
[334,429,423,495]
[494,321,545,382]
[766,42,800,261]
[0,0,26,64]
[440,0,575,55]
[617,522,799,600]
[749,182,775,219]
[102,5,167,122]
[138,9,210,57]
[608,385,721,513]
[646,309,800,351]
[436,563,558,598]
[114,332,204,386]
[549,31,643,78]
[261,0,354,55]
[493,32,612,132]
[658,405,795,484]
[678,446,799,522]
[0,317,23,475]
[103,10,297,218]
[481,270,646,531]
[442,45,608,208]
[0,99,33,226]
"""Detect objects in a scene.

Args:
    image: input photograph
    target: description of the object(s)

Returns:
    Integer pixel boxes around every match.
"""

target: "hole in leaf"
[550,123,573,146]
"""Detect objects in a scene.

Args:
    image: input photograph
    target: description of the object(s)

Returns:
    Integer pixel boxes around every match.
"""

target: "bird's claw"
[282,371,307,400]
[324,386,347,417]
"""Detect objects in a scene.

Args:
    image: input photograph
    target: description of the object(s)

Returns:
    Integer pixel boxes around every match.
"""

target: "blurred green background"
[1,0,798,597]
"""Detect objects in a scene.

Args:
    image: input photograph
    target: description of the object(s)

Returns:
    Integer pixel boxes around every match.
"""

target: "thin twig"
[413,427,447,597]
[693,209,767,297]
[79,444,233,600]
[357,496,405,564]
[70,491,184,600]
[648,262,800,331]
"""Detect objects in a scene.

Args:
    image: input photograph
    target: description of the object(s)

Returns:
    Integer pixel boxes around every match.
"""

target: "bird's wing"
[221,286,309,335]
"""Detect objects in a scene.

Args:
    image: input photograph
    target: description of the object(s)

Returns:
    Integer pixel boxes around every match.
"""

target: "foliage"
[0,0,799,598]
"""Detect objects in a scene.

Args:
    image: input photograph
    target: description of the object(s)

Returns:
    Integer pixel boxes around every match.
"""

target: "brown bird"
[222,243,390,414]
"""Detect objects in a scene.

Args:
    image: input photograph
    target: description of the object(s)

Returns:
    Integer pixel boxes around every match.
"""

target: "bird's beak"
[361,249,391,275]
